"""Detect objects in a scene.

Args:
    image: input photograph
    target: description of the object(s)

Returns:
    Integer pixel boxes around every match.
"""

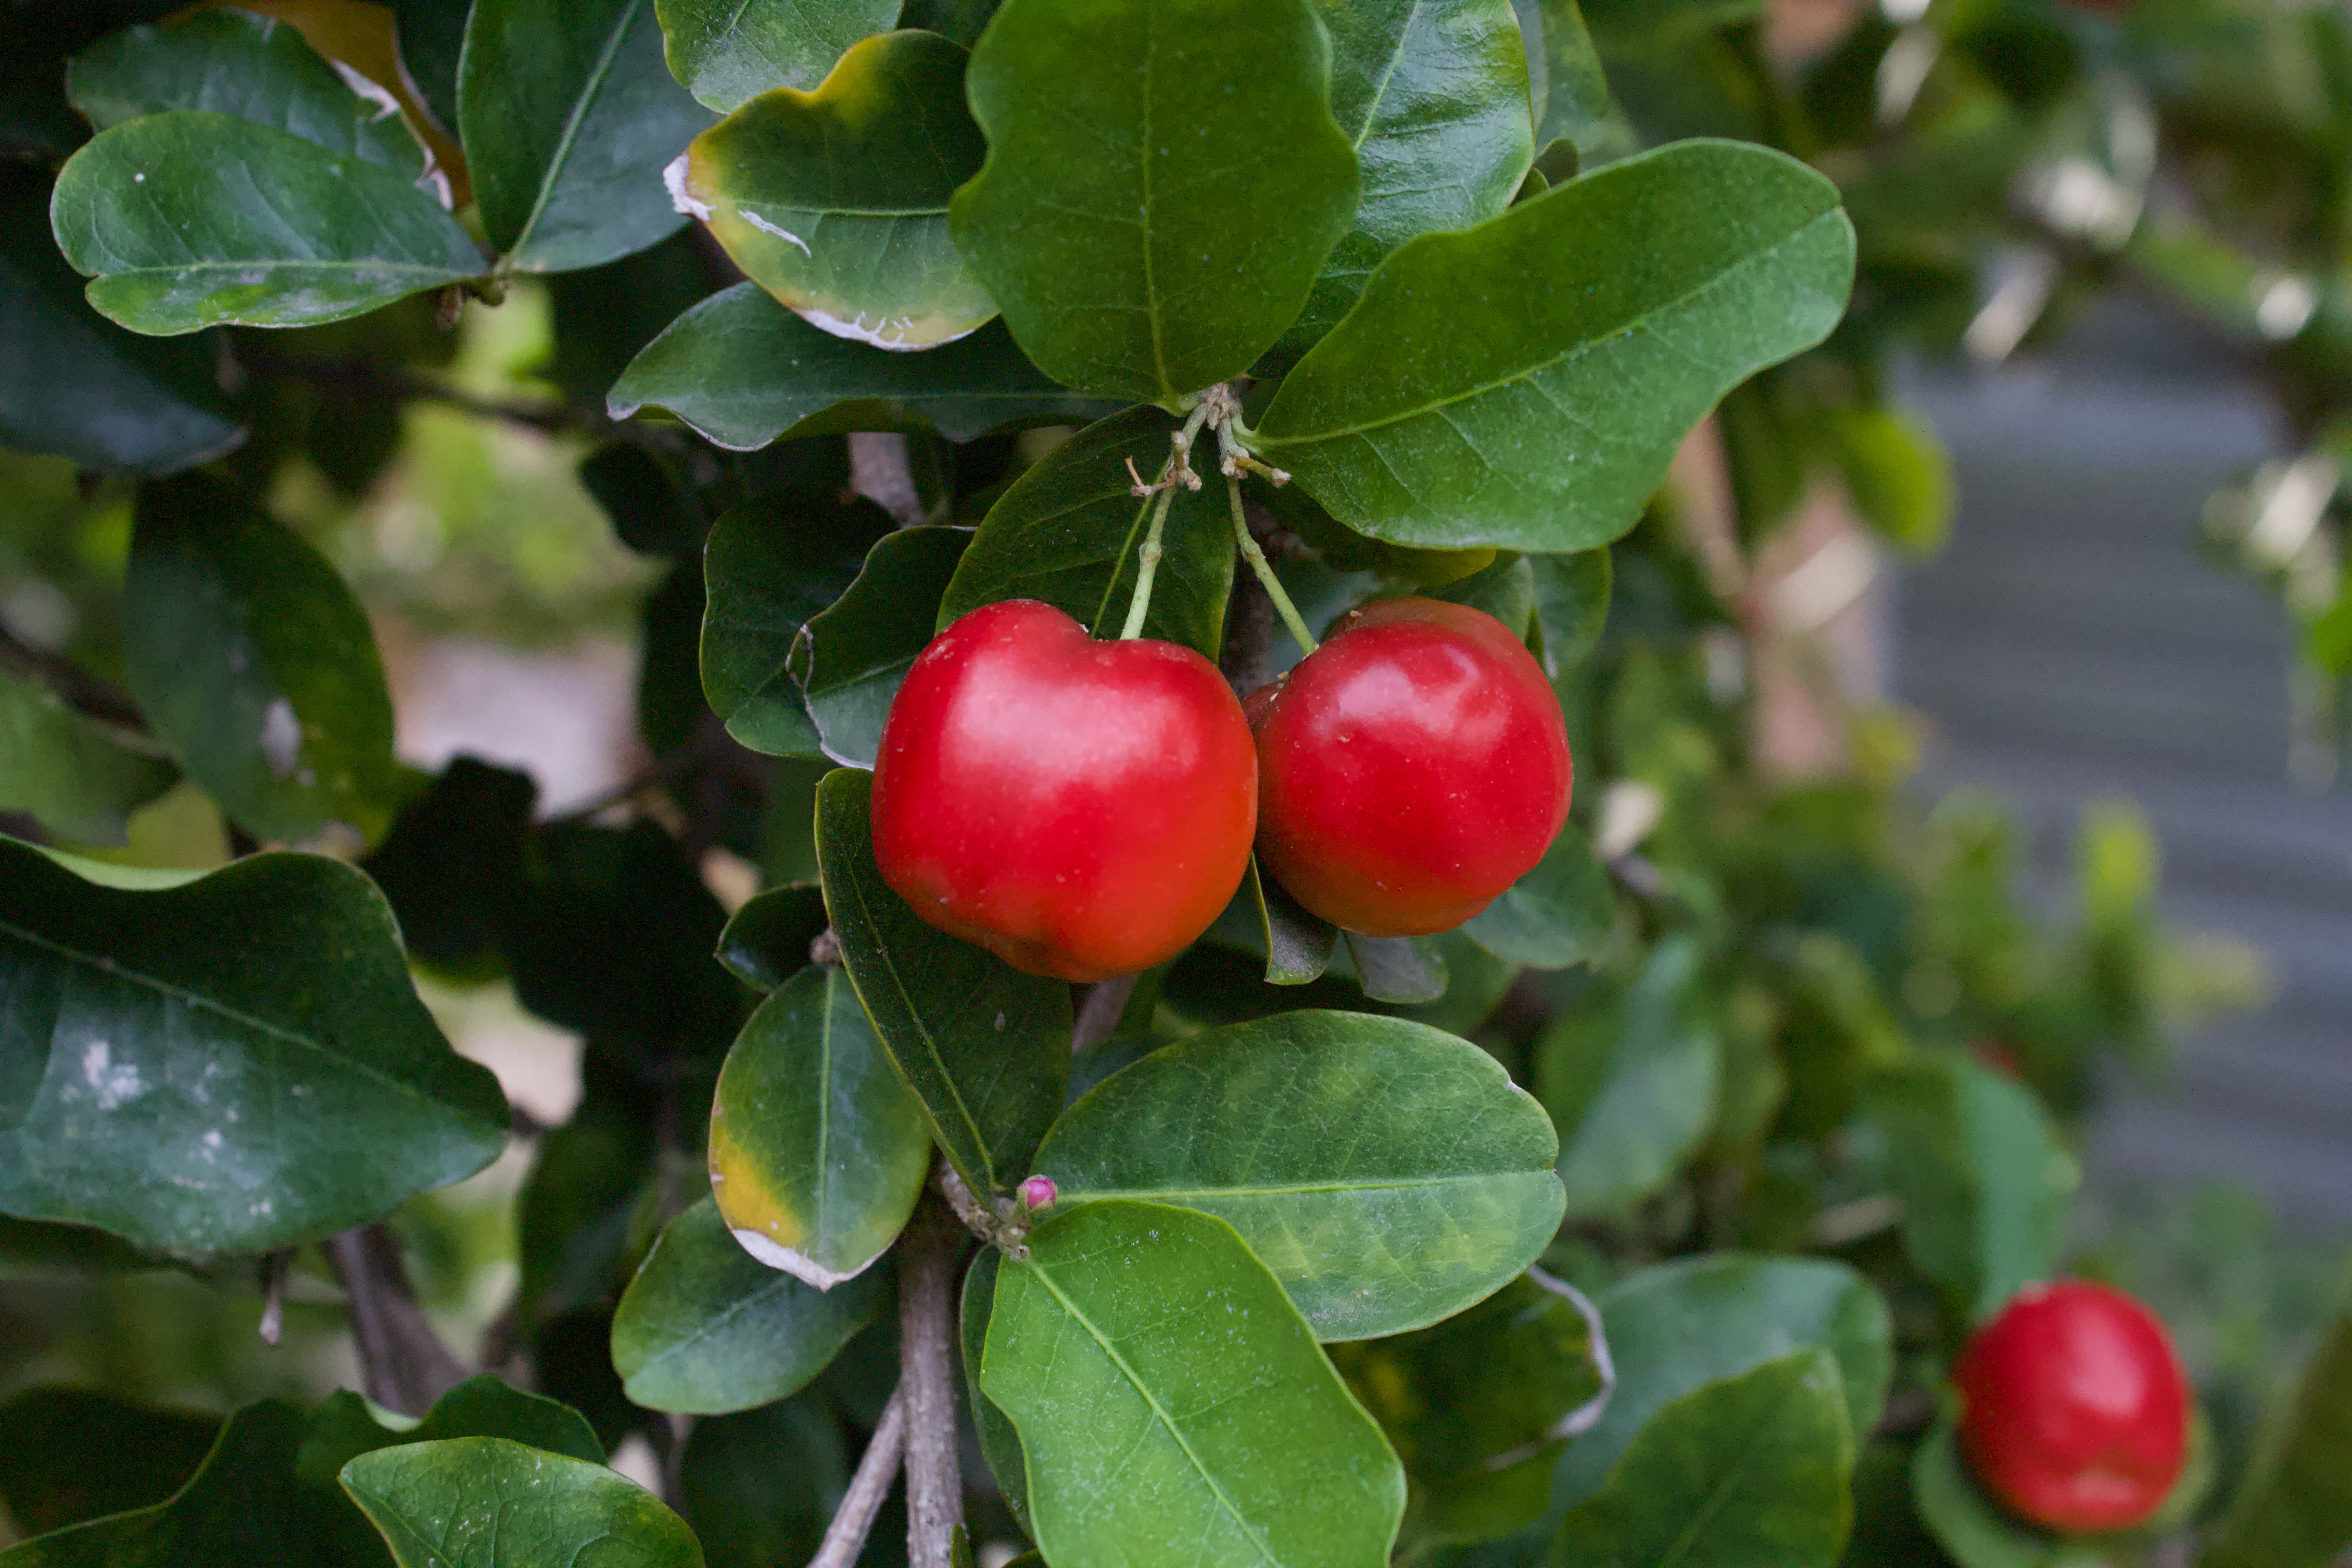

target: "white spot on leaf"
[260,697,302,779]
[663,153,713,222]
[82,1041,144,1111]
[739,210,813,257]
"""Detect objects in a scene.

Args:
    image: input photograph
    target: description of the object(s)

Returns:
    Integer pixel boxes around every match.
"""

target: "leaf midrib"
[1058,1170,1548,1201]
[1022,1255,1284,1563]
[95,259,473,280]
[1653,1377,1810,1568]
[1258,207,1843,450]
[507,0,641,263]
[0,914,464,1117]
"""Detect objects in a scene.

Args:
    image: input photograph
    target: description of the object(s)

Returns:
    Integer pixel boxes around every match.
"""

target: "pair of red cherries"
[870,594,1573,981]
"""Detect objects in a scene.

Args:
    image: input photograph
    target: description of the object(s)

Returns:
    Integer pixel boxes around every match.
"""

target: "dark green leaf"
[514,1073,654,1324]
[938,406,1236,657]
[359,756,538,980]
[0,166,241,473]
[0,1388,217,1536]
[1553,1352,1855,1568]
[814,769,1071,1197]
[341,1437,705,1567]
[501,820,743,1070]
[1536,936,1719,1219]
[678,1398,846,1568]
[960,1247,1033,1534]
[610,1194,889,1414]
[1529,549,1611,684]
[122,473,402,846]
[951,0,1361,406]
[1254,139,1855,552]
[1330,1271,1610,1549]
[299,1376,607,1480]
[654,0,899,111]
[0,838,509,1254]
[1462,822,1613,969]
[681,29,993,349]
[981,1200,1406,1566]
[68,9,431,176]
[581,441,703,559]
[50,112,483,333]
[0,670,174,847]
[796,526,971,769]
[699,486,893,759]
[1429,553,1537,637]
[459,0,715,272]
[548,228,725,407]
[714,883,830,990]
[1034,1010,1564,1339]
[1548,1255,1891,1519]
[1204,858,1341,985]
[611,288,1105,450]
[707,966,931,1287]
[1347,931,1451,1005]
[1517,0,1612,156]
[2199,1297,2352,1568]
[1909,1421,2086,1568]
[1859,1052,2080,1322]
[1266,0,1534,369]
[391,0,469,133]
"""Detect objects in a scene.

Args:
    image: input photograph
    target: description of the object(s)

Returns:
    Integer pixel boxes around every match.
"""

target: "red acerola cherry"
[1246,597,1572,937]
[870,598,1256,982]
[1955,1280,2191,1535]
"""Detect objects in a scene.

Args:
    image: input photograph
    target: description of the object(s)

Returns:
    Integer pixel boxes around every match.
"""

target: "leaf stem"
[1225,475,1318,655]
[1118,486,1177,639]
[808,1387,907,1568]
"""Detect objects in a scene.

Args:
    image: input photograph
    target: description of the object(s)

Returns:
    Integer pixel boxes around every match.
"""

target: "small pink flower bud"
[1019,1175,1058,1212]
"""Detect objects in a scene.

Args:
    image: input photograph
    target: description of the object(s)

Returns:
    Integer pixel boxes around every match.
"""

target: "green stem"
[1226,474,1318,654]
[1119,485,1178,639]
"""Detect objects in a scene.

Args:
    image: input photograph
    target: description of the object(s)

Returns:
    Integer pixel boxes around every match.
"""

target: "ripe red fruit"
[1955,1280,2190,1534]
[1247,596,1572,937]
[870,598,1257,982]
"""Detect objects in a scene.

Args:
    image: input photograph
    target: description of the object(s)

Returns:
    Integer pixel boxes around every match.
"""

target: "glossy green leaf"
[655,0,899,111]
[0,1388,217,1537]
[681,30,993,349]
[677,1398,845,1568]
[1223,857,1342,986]
[1266,0,1534,368]
[708,965,931,1287]
[939,406,1236,657]
[1859,1052,2080,1323]
[1346,932,1451,1005]
[960,1248,1034,1534]
[610,287,1106,450]
[341,1437,704,1568]
[714,883,830,990]
[0,167,241,473]
[1254,139,1855,552]
[0,838,508,1254]
[814,769,1072,1196]
[121,473,401,845]
[359,756,537,981]
[1910,1422,2098,1568]
[1429,553,1538,637]
[50,112,483,333]
[68,9,430,177]
[981,1200,1406,1567]
[1548,1255,1891,1518]
[299,1379,608,1504]
[610,1194,888,1414]
[700,485,893,758]
[1553,1351,1854,1568]
[1518,0,1612,157]
[1529,549,1611,683]
[2200,1298,2352,1568]
[796,526,971,769]
[460,0,716,272]
[0,670,174,847]
[1330,1271,1610,1549]
[1035,1010,1564,1339]
[951,0,1361,406]
[1536,936,1719,1219]
[1463,823,1612,969]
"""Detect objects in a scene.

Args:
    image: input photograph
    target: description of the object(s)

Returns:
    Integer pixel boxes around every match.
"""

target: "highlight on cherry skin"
[1954,1279,2192,1535]
[868,598,1258,983]
[1247,596,1574,938]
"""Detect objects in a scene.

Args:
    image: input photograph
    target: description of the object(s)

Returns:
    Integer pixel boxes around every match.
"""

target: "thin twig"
[0,624,149,733]
[256,1249,292,1347]
[897,1191,967,1568]
[808,1388,908,1568]
[1073,974,1140,1053]
[325,1225,469,1416]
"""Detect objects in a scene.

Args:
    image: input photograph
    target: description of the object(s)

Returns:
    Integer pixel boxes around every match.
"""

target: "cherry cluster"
[867,593,1572,981]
